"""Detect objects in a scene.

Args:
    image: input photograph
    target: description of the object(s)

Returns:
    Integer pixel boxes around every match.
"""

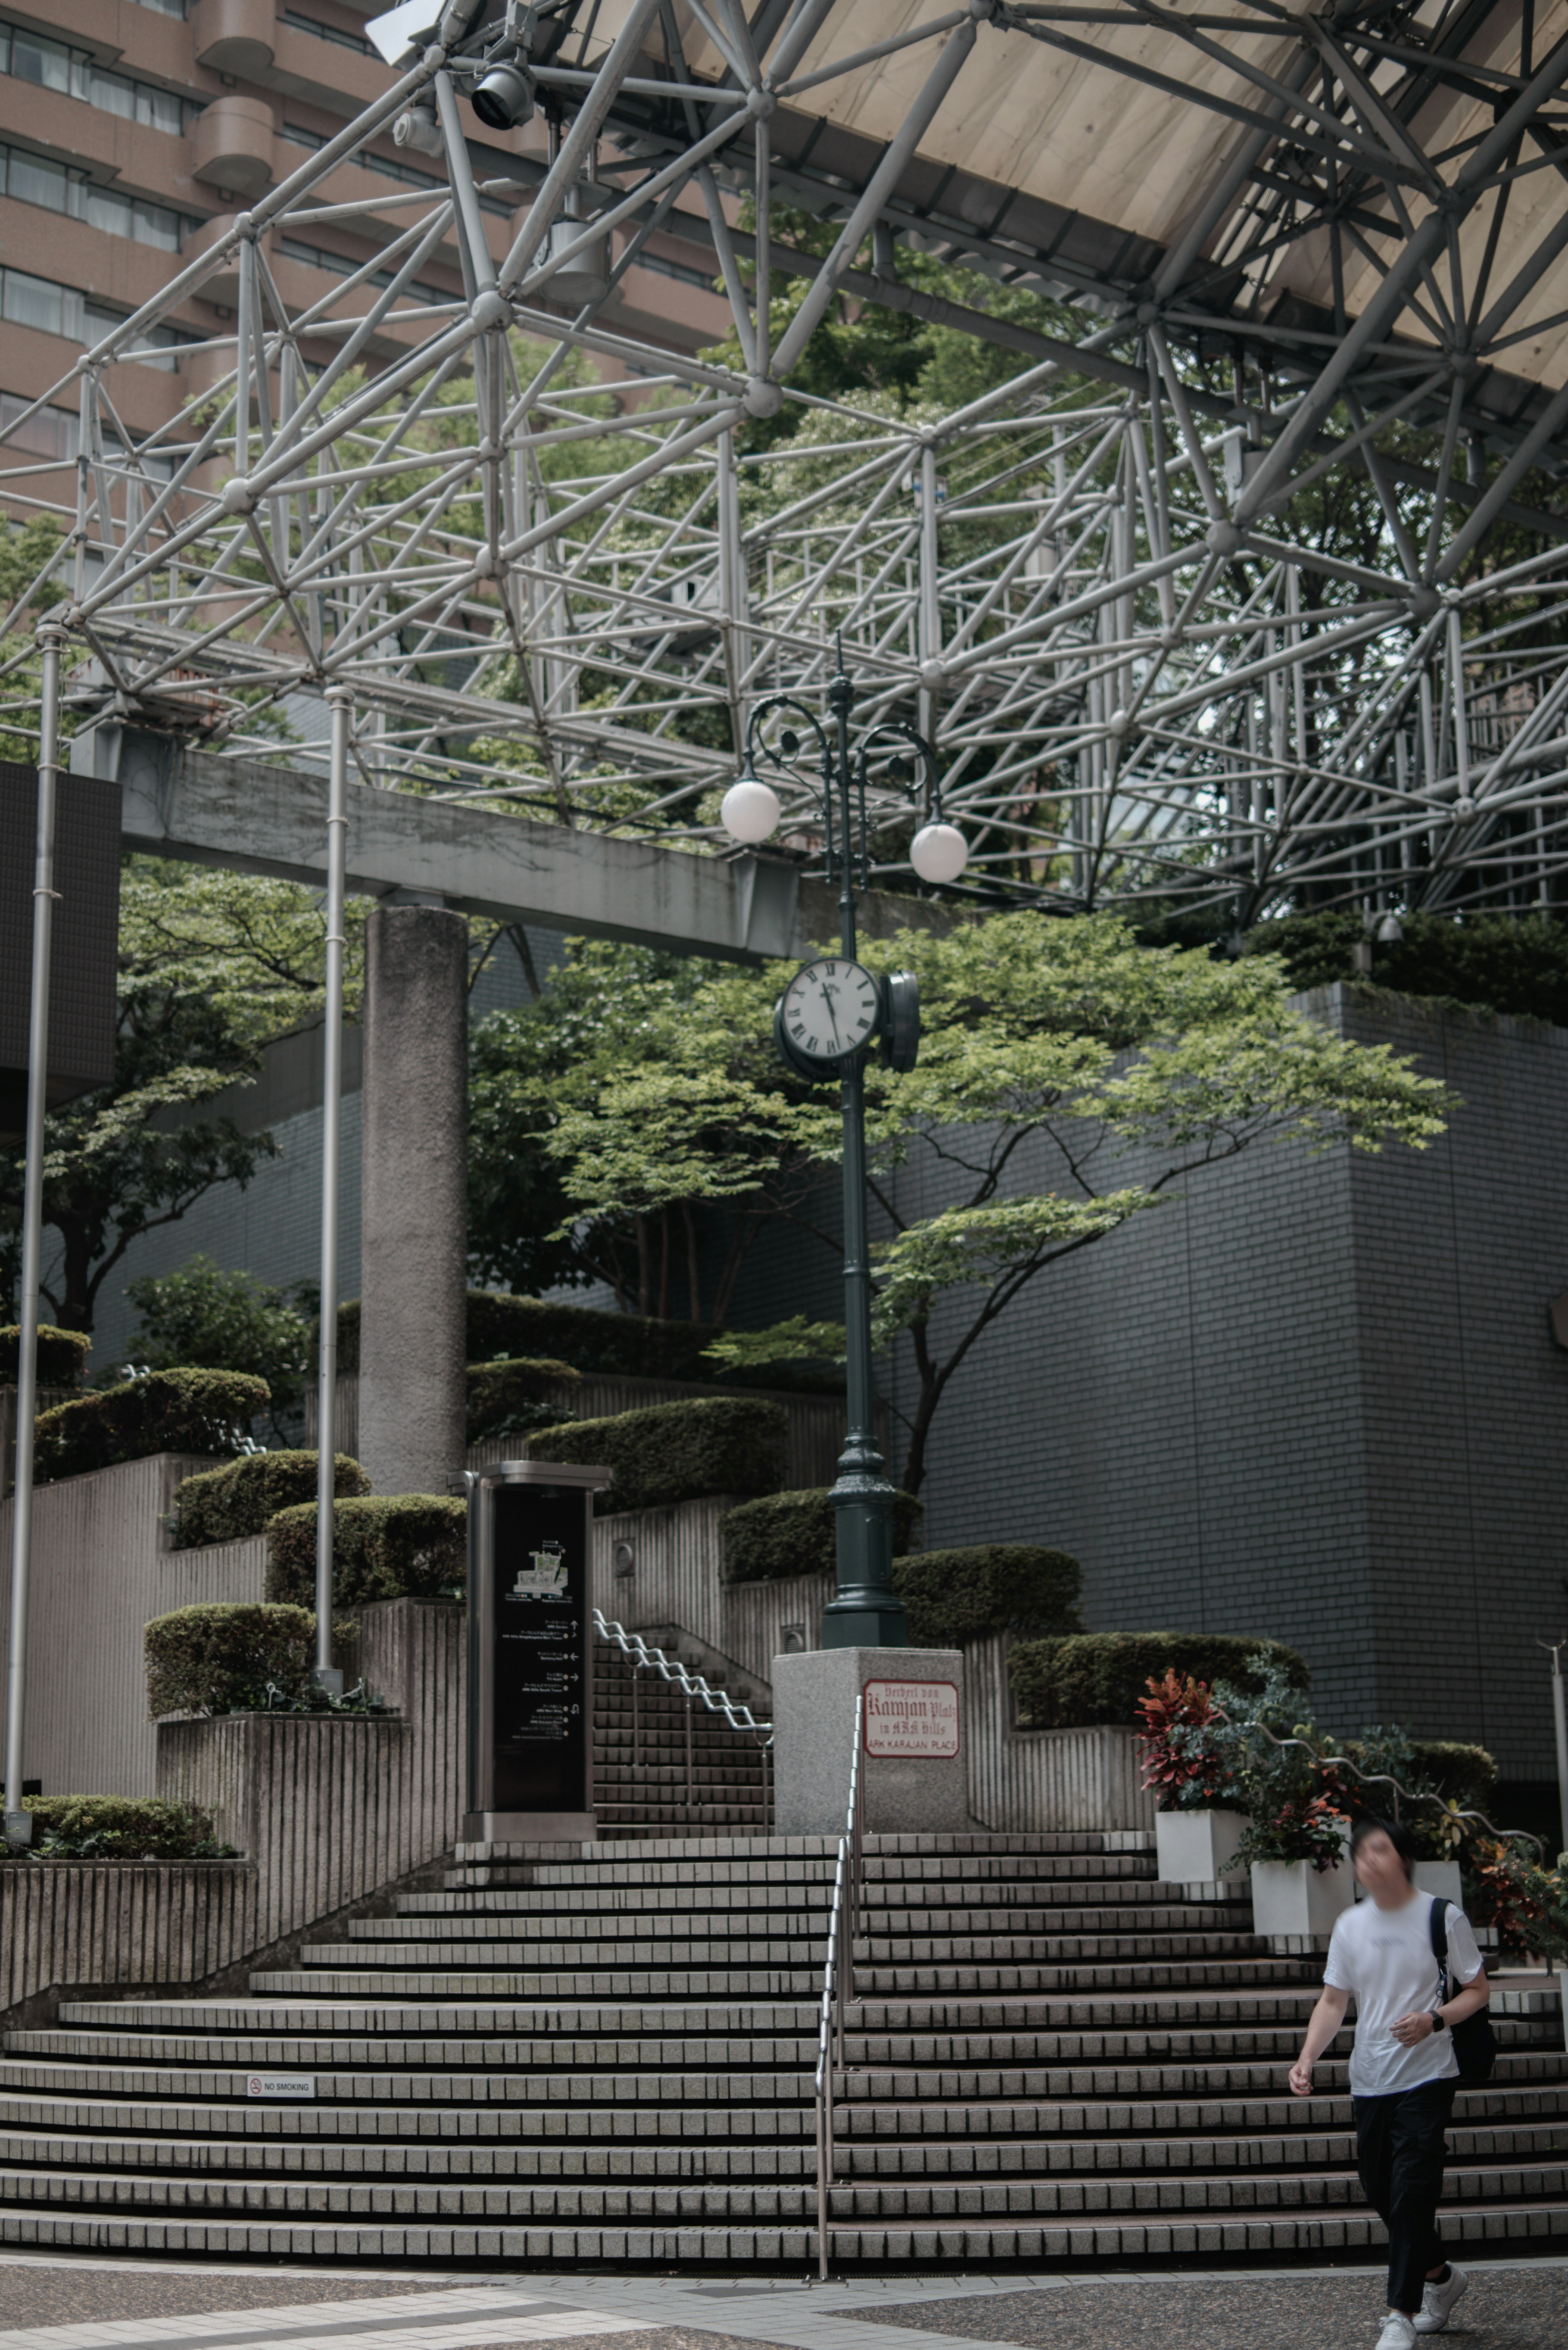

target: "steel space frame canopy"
[3,0,1568,923]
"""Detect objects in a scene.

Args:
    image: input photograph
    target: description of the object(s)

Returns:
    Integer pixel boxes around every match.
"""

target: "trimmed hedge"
[1010,1631,1311,1730]
[145,1601,358,1718]
[5,1795,224,1859]
[329,1291,844,1392]
[169,1450,371,1549]
[893,1544,1085,1648]
[1411,1740,1498,1815]
[0,1324,89,1387]
[33,1369,270,1484]
[721,1485,924,1584]
[266,1494,467,1607]
[531,1395,788,1516]
[466,1356,579,1446]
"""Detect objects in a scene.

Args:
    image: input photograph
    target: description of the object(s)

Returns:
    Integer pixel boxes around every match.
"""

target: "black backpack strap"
[1429,1894,1450,2002]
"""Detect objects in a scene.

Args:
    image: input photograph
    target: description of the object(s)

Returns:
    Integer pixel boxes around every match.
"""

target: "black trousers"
[1354,2074,1457,2313]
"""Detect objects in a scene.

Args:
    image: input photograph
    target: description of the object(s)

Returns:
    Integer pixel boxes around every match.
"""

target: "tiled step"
[2,2203,1565,2263]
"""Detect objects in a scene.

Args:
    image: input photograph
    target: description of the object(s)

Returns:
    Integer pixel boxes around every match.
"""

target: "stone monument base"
[772,1645,969,1835]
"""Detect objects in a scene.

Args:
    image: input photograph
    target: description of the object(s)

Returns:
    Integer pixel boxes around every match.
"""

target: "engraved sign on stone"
[862,1679,960,1760]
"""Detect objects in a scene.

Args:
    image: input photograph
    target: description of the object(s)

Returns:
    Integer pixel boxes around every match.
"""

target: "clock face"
[781,958,880,1063]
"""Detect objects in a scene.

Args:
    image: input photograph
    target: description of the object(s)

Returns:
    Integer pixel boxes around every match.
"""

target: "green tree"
[124,1253,314,1436]
[534,914,1450,1492]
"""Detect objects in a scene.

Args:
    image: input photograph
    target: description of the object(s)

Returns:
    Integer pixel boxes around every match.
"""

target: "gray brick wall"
[726,985,1568,1781]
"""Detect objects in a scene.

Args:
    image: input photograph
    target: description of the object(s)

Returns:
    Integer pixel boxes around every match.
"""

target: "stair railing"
[813,1690,865,2281]
[593,1611,774,1826]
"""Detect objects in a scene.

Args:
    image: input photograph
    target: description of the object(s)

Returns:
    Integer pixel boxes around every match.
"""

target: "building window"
[0,22,199,132]
[0,391,72,458]
[282,11,374,56]
[0,143,190,249]
[278,234,449,308]
[281,119,512,214]
[635,248,718,292]
[0,268,190,366]
[129,0,188,16]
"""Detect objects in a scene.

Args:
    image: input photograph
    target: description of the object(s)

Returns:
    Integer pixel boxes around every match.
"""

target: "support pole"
[1547,1640,1568,1865]
[4,622,66,1845]
[313,684,352,1692]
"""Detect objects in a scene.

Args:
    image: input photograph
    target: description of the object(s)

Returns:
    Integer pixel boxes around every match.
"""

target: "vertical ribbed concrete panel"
[961,1631,1153,1831]
[157,1596,463,1948]
[0,1861,255,2020]
[358,904,468,1498]
[0,1456,267,1797]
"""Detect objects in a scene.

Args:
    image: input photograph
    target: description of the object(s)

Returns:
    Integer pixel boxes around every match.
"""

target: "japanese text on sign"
[862,1679,960,1759]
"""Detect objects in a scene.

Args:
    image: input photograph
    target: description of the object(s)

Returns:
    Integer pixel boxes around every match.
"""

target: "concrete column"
[358,901,468,1497]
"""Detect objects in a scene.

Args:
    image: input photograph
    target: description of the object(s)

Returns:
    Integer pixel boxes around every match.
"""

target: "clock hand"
[824,990,842,1049]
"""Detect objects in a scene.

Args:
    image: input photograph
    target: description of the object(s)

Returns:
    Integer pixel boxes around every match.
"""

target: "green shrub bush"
[4,1795,227,1860]
[720,1486,923,1584]
[33,1369,270,1484]
[265,1494,467,1607]
[893,1544,1085,1648]
[532,1395,788,1515]
[0,1324,90,1387]
[169,1450,371,1549]
[328,1292,844,1392]
[1411,1739,1498,1815]
[1010,1631,1310,1730]
[145,1601,360,1717]
[466,1357,579,1445]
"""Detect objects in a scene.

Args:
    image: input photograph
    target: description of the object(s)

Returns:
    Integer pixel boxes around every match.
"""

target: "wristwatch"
[1431,2009,1447,2031]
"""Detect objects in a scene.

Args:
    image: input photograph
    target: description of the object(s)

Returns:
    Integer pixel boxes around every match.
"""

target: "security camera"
[393,96,445,155]
[470,58,534,128]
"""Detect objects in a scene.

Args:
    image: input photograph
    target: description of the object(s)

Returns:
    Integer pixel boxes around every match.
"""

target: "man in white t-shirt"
[1288,1817,1490,2350]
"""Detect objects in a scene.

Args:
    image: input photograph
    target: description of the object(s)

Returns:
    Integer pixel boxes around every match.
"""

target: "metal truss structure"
[5,0,1568,923]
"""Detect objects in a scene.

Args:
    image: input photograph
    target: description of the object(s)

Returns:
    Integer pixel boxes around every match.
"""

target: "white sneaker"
[1414,2265,1469,2334]
[1376,2316,1417,2350]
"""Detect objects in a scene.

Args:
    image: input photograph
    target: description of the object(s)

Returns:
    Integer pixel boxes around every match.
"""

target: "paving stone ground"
[0,2269,441,2328]
[860,2272,1568,2350]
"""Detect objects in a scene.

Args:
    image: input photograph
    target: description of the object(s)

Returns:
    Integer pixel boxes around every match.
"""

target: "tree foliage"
[532,913,1449,1492]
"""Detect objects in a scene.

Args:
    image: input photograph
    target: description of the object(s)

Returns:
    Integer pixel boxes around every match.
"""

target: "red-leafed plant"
[1136,1670,1241,1813]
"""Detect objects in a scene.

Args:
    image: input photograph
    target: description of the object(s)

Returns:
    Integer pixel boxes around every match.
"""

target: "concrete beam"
[114,732,948,962]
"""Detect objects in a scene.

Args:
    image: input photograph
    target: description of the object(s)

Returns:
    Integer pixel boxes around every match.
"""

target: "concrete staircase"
[592,1640,772,1838]
[0,1831,1564,2265]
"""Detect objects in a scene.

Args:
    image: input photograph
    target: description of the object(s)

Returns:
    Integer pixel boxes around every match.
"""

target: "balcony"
[191,94,274,196]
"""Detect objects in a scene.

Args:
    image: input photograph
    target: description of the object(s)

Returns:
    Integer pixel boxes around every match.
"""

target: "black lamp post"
[720,657,968,1648]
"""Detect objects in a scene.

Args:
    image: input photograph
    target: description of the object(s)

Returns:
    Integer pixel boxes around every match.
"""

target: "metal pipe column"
[4,622,67,1844]
[313,683,352,1691]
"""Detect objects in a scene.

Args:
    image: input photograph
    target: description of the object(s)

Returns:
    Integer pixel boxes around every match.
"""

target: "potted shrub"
[1213,1653,1355,1942]
[1475,1846,1568,2038]
[1137,1669,1249,1886]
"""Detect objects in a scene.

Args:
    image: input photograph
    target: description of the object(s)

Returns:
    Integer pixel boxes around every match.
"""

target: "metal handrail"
[813,1692,865,2281]
[1210,1705,1545,1862]
[592,1611,773,1737]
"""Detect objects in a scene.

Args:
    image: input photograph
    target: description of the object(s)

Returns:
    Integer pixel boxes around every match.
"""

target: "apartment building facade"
[0,0,730,509]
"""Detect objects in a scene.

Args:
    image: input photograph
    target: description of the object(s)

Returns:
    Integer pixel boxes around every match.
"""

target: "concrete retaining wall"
[0,1859,256,2021]
[589,1493,832,1701]
[961,1632,1153,1831]
[310,1371,874,1496]
[156,1597,463,1949]
[0,1456,267,1799]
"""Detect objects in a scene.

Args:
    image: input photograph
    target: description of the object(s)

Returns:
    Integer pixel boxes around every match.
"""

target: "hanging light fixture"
[909,820,969,883]
[720,770,781,844]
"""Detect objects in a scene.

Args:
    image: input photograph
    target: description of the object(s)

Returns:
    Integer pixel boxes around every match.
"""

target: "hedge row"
[1010,1631,1311,1730]
[4,1795,224,1860]
[330,1291,843,1392]
[894,1545,1085,1648]
[169,1450,370,1549]
[0,1324,89,1387]
[720,1487,923,1583]
[145,1601,358,1718]
[34,1370,270,1484]
[532,1395,787,1515]
[466,1356,579,1446]
[265,1494,467,1607]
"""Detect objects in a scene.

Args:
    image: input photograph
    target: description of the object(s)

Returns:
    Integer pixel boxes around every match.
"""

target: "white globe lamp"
[909,820,969,884]
[720,774,781,844]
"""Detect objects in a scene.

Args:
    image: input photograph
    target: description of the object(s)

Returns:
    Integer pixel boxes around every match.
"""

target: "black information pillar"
[464,1459,609,1841]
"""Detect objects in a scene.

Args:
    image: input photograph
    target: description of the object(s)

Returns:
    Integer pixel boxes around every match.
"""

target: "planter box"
[1156,1807,1248,1888]
[1251,1855,1355,1950]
